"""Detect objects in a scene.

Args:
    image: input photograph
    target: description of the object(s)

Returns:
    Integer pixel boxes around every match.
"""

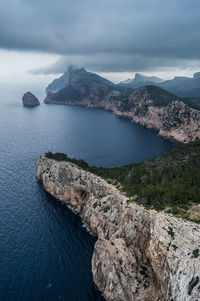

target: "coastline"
[44,98,198,143]
[36,154,200,301]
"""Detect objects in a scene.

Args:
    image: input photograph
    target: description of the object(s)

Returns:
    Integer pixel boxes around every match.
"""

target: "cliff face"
[44,69,200,143]
[36,154,200,301]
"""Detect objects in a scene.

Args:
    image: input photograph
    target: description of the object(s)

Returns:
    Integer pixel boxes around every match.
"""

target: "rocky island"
[44,67,200,143]
[22,92,40,106]
[36,141,200,301]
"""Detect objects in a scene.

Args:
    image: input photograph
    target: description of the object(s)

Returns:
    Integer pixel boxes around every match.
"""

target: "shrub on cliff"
[45,140,200,222]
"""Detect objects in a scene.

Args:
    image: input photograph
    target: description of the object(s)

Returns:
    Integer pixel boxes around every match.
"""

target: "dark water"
[0,84,173,301]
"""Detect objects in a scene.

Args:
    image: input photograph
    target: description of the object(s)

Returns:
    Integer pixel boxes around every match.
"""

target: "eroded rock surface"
[36,155,200,301]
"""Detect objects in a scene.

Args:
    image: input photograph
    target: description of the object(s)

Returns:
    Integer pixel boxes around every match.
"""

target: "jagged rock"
[22,92,40,106]
[36,154,200,301]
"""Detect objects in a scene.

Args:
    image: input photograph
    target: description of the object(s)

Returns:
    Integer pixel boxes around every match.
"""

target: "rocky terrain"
[36,154,200,301]
[22,92,40,106]
[44,68,200,143]
[115,87,200,143]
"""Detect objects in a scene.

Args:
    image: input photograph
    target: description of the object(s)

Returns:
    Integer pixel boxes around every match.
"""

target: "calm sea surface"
[0,83,173,301]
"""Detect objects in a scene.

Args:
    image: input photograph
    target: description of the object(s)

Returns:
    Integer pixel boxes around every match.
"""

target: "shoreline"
[43,99,183,144]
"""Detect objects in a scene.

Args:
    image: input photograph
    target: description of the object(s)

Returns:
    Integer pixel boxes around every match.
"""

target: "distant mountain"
[119,73,163,89]
[44,68,200,143]
[159,72,200,97]
[119,72,200,97]
[45,67,130,104]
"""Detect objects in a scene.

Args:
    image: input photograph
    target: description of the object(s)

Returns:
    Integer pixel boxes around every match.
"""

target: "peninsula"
[36,141,200,301]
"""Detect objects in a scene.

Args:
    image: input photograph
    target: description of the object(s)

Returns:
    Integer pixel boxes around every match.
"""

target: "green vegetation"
[183,97,200,110]
[45,140,200,222]
[45,152,89,169]
[144,86,179,107]
[192,249,199,258]
[188,276,199,295]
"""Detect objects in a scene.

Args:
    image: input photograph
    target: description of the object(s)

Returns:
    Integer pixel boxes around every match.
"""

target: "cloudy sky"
[0,0,200,83]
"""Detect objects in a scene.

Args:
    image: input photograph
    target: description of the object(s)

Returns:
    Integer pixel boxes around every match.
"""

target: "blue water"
[0,84,173,301]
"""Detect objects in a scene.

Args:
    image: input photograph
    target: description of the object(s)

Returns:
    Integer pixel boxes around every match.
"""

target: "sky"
[0,0,200,84]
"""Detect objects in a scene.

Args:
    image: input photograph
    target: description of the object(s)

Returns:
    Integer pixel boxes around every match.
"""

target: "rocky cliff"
[36,154,200,301]
[44,69,200,143]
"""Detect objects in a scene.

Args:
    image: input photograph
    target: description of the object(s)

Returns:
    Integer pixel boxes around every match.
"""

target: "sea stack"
[22,92,40,106]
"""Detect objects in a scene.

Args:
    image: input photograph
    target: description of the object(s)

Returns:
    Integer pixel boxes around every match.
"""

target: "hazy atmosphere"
[0,0,200,83]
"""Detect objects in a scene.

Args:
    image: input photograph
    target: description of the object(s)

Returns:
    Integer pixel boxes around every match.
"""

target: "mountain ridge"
[119,71,200,97]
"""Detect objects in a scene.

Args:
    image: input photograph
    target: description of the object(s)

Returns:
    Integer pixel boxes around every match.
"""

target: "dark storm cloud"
[1,0,200,73]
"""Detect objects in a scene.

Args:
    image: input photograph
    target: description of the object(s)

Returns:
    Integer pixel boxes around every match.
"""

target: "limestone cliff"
[36,154,200,301]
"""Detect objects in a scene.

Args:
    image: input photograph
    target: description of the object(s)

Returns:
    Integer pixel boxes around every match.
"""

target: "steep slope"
[45,69,200,142]
[46,73,68,94]
[36,153,200,301]
[115,86,200,142]
[45,67,129,106]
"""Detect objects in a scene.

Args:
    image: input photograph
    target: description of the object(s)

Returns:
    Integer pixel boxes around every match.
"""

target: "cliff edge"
[36,154,200,301]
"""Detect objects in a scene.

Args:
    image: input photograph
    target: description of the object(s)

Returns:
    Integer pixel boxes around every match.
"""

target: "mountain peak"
[67,65,86,73]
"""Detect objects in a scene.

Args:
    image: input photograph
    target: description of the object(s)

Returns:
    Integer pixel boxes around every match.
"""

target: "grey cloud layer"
[1,0,200,73]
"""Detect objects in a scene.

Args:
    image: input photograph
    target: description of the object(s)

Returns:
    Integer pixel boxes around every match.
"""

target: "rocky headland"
[36,154,200,301]
[22,92,40,106]
[44,68,200,143]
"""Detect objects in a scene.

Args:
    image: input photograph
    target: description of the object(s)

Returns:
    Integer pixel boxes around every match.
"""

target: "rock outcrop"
[44,68,200,143]
[22,92,40,106]
[36,154,200,301]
